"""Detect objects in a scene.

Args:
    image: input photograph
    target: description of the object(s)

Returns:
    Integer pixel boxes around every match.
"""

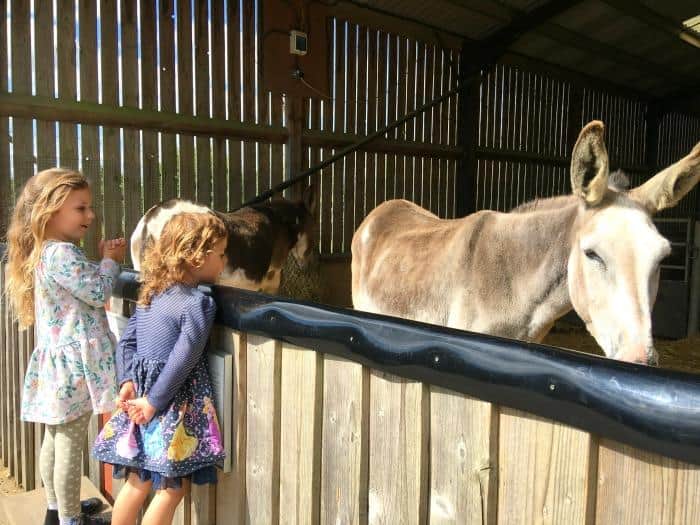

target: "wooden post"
[455,42,480,217]
[286,96,305,201]
[645,105,661,173]
[566,85,584,157]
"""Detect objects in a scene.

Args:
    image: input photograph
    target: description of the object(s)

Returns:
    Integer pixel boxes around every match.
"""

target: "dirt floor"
[543,320,700,373]
[0,467,21,497]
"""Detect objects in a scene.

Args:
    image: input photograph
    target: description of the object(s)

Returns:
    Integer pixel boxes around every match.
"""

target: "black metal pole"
[237,76,475,209]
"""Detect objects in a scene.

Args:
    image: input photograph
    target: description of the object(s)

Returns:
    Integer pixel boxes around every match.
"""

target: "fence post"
[285,96,306,201]
[455,42,480,217]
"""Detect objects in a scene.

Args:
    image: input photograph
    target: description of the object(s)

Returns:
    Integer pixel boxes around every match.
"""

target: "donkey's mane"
[510,195,573,214]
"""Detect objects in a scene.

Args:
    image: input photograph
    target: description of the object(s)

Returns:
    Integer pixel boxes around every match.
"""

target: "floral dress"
[92,285,225,487]
[21,241,120,424]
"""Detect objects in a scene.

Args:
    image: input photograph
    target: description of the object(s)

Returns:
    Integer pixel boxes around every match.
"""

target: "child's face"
[45,187,95,243]
[191,238,228,284]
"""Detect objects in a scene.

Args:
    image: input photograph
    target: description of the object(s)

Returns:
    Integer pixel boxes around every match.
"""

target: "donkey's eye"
[584,249,605,267]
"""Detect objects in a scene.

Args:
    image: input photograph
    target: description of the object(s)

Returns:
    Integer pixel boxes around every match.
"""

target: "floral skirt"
[92,359,225,483]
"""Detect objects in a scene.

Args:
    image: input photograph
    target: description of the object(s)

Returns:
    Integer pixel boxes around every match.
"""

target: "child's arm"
[45,242,120,307]
[115,312,138,386]
[145,294,217,412]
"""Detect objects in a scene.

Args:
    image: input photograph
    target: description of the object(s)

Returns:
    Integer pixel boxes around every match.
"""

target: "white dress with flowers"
[21,240,120,425]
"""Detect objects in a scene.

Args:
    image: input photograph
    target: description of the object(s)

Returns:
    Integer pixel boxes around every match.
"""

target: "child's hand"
[127,397,156,425]
[117,381,136,411]
[100,238,126,263]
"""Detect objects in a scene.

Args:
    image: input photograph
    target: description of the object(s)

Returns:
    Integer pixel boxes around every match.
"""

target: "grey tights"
[39,412,91,521]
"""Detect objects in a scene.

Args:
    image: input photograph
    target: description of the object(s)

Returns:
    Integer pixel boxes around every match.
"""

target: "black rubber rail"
[114,269,700,466]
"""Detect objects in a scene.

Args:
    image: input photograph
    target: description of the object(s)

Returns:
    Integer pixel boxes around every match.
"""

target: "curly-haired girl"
[92,212,227,525]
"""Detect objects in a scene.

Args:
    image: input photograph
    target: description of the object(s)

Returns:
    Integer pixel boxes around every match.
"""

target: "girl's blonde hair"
[4,168,89,327]
[138,212,227,306]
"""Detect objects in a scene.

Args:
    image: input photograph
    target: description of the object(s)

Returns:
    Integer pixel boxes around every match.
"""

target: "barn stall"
[1,0,700,523]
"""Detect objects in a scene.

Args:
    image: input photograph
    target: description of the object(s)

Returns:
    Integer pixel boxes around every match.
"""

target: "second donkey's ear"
[302,184,318,215]
[570,121,609,207]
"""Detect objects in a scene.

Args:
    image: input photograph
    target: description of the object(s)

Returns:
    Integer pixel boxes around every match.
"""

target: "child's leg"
[52,413,91,522]
[111,472,152,525]
[39,424,58,509]
[140,479,189,525]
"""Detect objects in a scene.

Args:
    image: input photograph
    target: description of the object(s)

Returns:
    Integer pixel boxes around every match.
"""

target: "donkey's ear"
[570,121,609,207]
[302,184,318,215]
[630,141,700,214]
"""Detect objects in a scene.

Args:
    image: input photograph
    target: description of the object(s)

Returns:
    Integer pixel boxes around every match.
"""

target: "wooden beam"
[462,0,586,72]
[0,92,460,163]
[302,130,461,159]
[535,22,700,86]
[0,92,288,142]
[444,0,699,92]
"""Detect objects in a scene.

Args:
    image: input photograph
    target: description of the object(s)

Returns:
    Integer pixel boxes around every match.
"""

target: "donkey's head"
[567,121,700,365]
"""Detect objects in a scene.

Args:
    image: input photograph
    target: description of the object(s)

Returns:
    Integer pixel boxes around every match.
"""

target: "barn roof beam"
[460,0,585,72]
[444,0,699,89]
[600,0,700,51]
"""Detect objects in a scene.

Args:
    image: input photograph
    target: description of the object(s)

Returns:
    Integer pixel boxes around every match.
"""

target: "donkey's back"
[351,199,498,329]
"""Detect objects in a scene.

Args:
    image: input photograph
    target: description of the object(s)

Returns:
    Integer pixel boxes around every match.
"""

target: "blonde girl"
[92,212,228,525]
[4,168,125,525]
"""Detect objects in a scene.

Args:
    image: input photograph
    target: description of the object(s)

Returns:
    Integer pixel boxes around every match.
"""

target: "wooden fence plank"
[596,440,700,525]
[368,372,428,525]
[35,0,56,170]
[121,1,141,241]
[0,0,9,233]
[271,95,284,194]
[57,0,78,168]
[332,20,346,253]
[2,270,11,471]
[279,343,322,525]
[354,26,367,224]
[414,42,426,205]
[10,317,19,479]
[321,356,368,525]
[212,328,247,524]
[384,34,397,204]
[365,29,378,215]
[195,0,212,206]
[79,0,101,258]
[319,99,332,254]
[159,0,178,202]
[498,407,594,525]
[19,330,34,489]
[242,0,256,202]
[429,388,496,524]
[211,0,227,211]
[11,0,33,192]
[141,0,160,211]
[177,0,195,200]
[375,31,387,209]
[246,335,281,525]
[227,0,243,210]
[0,260,5,464]
[100,0,123,238]
[343,22,357,246]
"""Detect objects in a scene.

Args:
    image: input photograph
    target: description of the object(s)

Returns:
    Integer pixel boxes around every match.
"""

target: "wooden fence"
[2,254,700,524]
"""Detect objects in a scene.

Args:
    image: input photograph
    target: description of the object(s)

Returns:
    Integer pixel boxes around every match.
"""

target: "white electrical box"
[290,30,308,56]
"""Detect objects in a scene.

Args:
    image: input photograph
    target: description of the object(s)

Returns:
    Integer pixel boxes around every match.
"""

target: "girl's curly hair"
[4,168,89,327]
[138,212,227,306]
